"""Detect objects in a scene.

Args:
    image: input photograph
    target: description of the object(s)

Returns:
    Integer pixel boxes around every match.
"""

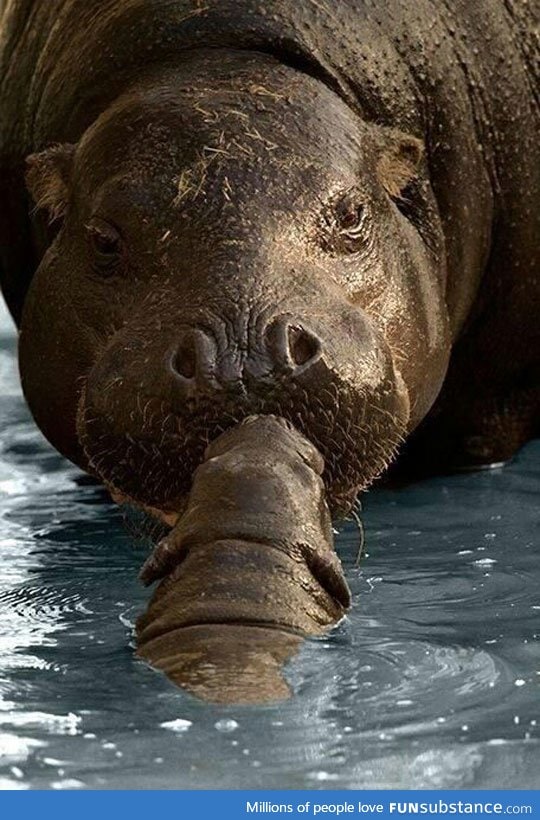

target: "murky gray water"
[0,301,539,790]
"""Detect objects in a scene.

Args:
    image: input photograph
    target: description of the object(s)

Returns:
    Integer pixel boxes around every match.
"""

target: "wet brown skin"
[19,54,449,519]
[136,415,349,703]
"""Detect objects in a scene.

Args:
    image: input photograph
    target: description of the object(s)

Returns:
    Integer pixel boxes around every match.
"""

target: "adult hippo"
[0,1,538,701]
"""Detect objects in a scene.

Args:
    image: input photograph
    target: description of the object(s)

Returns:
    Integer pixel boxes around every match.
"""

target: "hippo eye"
[85,219,123,272]
[321,191,367,254]
[335,196,365,239]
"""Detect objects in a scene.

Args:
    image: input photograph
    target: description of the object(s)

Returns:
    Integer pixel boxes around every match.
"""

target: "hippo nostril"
[265,318,323,374]
[169,327,219,391]
[287,326,321,368]
[172,335,197,380]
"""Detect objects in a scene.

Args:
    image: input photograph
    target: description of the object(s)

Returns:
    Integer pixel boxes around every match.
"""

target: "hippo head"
[21,51,450,521]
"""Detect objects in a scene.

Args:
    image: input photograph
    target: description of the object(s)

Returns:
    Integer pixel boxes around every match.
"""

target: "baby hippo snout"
[136,415,350,704]
[168,315,323,398]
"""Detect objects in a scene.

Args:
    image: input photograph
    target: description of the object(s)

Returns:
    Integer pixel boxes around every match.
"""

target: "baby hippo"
[137,415,350,704]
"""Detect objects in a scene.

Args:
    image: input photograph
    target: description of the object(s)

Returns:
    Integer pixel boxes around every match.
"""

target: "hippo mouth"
[136,537,350,643]
[77,361,408,518]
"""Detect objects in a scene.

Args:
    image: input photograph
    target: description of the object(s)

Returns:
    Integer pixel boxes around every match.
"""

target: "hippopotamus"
[0,0,538,702]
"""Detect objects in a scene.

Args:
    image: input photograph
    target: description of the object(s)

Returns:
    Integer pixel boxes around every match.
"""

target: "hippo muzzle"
[78,290,409,517]
[169,315,323,394]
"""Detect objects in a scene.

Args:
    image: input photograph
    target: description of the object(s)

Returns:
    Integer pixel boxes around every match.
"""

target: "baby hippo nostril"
[287,325,322,368]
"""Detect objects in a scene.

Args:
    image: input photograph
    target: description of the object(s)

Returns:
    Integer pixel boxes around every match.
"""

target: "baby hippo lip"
[139,525,351,611]
[137,623,305,706]
[137,537,347,644]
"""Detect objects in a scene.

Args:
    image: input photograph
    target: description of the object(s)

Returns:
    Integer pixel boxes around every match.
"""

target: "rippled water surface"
[0,302,539,790]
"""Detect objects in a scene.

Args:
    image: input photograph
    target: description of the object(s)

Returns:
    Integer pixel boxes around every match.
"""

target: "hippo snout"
[167,314,323,397]
[78,295,408,513]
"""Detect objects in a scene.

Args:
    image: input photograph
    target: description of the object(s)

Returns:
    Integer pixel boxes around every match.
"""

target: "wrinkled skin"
[19,54,450,515]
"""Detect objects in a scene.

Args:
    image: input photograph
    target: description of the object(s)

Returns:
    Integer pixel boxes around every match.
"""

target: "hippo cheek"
[17,253,96,472]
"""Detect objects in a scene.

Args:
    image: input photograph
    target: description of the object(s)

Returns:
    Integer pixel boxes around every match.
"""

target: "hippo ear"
[25,143,77,222]
[377,130,424,198]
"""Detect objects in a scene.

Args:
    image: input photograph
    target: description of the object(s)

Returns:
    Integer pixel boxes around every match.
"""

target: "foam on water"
[0,302,539,789]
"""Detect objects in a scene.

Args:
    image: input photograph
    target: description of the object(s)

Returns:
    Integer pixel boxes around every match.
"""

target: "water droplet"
[308,771,339,781]
[160,718,192,732]
[50,778,84,789]
[214,719,238,733]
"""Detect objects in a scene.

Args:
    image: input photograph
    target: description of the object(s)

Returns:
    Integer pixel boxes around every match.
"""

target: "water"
[0,300,539,790]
